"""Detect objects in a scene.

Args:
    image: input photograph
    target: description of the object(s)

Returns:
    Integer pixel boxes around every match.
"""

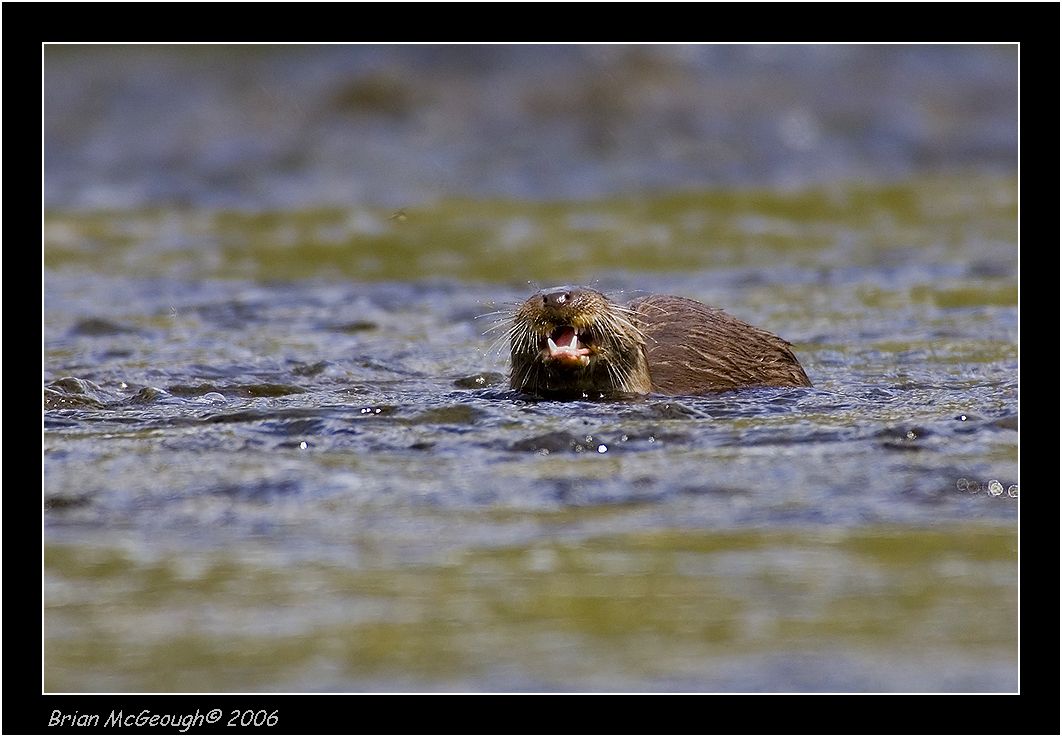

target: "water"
[43,45,1018,693]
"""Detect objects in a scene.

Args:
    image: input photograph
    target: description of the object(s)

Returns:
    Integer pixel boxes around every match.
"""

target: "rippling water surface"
[43,46,1018,693]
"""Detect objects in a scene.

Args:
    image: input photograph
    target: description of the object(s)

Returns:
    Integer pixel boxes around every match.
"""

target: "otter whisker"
[487,329,516,359]
[479,317,513,335]
[480,318,516,341]
[604,303,641,318]
[474,308,513,321]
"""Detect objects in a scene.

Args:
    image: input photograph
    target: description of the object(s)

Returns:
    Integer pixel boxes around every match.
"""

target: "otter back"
[628,294,812,394]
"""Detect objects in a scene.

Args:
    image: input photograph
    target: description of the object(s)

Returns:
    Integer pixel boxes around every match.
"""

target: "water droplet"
[988,479,1003,496]
[299,441,307,450]
[956,478,968,491]
[1007,484,1018,498]
[597,444,607,453]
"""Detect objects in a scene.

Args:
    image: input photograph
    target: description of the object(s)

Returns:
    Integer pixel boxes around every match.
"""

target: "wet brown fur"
[509,287,811,397]
[629,294,811,394]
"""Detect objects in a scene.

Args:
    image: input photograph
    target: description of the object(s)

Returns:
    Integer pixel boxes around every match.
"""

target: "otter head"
[509,286,651,397]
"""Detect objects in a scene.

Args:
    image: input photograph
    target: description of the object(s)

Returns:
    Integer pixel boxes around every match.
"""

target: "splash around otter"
[508,286,811,398]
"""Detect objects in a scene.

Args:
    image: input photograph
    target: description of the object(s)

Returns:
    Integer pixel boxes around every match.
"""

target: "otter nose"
[541,286,581,309]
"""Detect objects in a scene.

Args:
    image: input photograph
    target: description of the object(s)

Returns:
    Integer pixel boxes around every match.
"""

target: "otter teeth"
[545,330,591,367]
[547,334,582,352]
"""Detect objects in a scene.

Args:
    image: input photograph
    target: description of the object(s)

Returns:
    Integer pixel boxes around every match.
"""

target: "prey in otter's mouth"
[543,324,591,368]
[508,285,811,398]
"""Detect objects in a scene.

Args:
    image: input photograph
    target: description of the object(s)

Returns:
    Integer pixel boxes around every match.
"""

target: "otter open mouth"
[544,325,591,367]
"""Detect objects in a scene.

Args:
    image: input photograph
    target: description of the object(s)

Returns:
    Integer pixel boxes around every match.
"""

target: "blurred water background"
[43,44,1018,692]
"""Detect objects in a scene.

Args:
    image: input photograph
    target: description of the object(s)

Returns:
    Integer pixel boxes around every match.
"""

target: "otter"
[508,286,811,397]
